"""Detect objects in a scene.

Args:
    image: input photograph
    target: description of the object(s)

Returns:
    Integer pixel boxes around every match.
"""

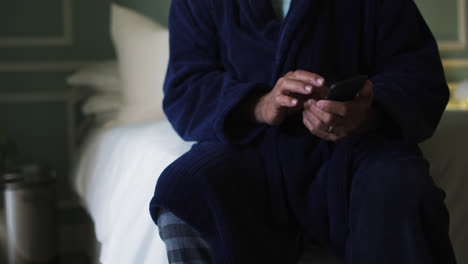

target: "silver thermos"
[3,164,57,264]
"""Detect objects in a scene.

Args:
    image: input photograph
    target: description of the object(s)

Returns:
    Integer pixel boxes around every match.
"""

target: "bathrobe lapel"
[245,0,365,85]
[238,0,324,85]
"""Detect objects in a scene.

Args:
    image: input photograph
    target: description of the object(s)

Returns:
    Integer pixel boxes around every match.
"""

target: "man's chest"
[212,0,375,85]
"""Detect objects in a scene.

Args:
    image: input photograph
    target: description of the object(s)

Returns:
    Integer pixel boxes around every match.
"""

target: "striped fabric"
[157,210,212,264]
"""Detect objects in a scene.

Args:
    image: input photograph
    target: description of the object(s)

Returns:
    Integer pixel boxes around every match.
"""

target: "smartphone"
[326,75,368,101]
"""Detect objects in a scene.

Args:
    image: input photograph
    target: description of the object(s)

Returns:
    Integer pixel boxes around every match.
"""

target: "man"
[150,0,456,263]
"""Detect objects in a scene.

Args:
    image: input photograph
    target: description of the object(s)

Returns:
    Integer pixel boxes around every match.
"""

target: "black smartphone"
[326,75,368,101]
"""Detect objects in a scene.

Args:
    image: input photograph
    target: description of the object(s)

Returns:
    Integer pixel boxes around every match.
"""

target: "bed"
[69,3,468,264]
[72,120,191,264]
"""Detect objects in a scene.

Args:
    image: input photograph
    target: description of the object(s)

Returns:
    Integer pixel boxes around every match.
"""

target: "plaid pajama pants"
[157,210,212,264]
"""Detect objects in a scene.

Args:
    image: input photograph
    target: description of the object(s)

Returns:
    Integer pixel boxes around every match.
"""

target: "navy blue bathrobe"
[150,0,456,263]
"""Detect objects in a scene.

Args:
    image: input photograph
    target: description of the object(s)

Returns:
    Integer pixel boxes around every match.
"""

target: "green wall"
[415,0,468,83]
[115,0,171,27]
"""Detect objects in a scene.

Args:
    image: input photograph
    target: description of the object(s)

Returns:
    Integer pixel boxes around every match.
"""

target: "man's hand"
[255,70,326,126]
[302,80,376,141]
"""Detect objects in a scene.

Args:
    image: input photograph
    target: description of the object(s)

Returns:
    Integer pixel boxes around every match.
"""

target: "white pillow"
[82,93,122,115]
[67,60,122,92]
[110,3,168,124]
[94,112,119,128]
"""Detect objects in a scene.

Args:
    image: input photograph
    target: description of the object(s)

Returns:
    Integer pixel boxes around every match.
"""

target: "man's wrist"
[253,95,267,124]
[229,92,266,124]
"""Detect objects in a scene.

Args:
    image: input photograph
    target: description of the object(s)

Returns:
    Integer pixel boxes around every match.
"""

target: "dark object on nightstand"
[4,164,58,264]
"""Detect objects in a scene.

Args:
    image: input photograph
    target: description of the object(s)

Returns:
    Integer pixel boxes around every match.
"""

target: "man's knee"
[346,148,452,263]
[157,143,242,189]
[352,151,438,211]
[337,136,430,197]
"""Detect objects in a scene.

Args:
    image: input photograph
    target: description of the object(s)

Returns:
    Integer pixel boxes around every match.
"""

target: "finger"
[296,70,325,86]
[316,100,349,118]
[304,98,316,108]
[306,102,343,126]
[322,126,346,141]
[315,127,341,141]
[303,115,339,141]
[288,70,328,99]
[303,108,346,139]
[303,108,328,132]
[278,77,314,95]
[303,113,347,141]
[357,80,373,97]
[275,94,300,108]
[353,80,374,109]
[290,70,325,87]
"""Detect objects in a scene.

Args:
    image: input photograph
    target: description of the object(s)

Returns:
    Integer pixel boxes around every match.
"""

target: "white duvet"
[72,120,194,264]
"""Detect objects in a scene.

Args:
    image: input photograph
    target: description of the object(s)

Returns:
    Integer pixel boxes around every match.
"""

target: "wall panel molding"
[0,0,73,47]
[443,58,468,67]
[0,90,72,102]
[438,0,467,51]
[0,60,100,72]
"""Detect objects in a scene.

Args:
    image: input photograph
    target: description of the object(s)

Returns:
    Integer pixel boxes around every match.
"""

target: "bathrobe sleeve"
[372,0,449,143]
[371,0,449,143]
[162,0,268,144]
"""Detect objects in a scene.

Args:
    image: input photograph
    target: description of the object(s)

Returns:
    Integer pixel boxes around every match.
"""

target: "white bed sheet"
[72,120,194,264]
